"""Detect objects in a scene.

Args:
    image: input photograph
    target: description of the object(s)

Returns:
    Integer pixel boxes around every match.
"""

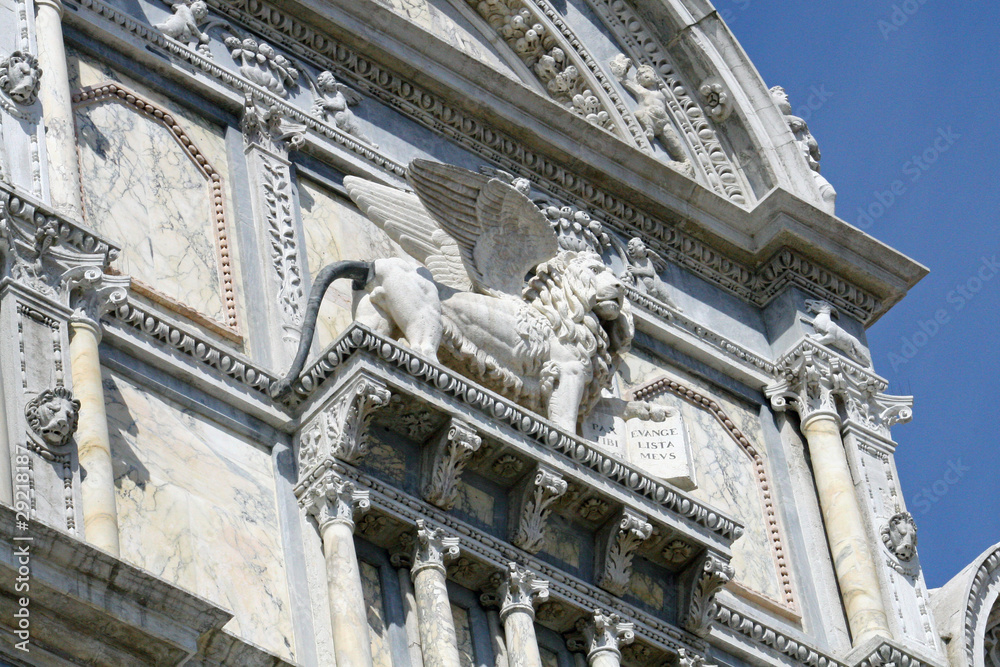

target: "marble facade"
[0,0,989,665]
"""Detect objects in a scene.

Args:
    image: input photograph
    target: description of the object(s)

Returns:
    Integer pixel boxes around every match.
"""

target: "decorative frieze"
[509,464,568,553]
[596,509,652,596]
[297,373,391,475]
[421,418,482,510]
[680,551,734,638]
[224,32,299,97]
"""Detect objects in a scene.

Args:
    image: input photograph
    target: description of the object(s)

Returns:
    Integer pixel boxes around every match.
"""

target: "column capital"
[571,609,634,662]
[299,471,370,533]
[33,0,64,15]
[62,266,129,338]
[498,562,549,621]
[411,519,460,577]
[766,339,912,440]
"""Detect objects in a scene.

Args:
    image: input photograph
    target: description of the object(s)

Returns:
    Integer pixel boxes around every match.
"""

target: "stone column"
[66,268,128,555]
[573,610,634,667]
[410,520,462,667]
[34,0,83,218]
[498,563,549,667]
[767,344,890,645]
[302,472,374,666]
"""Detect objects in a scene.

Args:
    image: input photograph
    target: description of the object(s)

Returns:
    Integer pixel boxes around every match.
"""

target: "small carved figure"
[625,238,680,310]
[805,300,871,367]
[770,86,836,209]
[882,511,917,562]
[610,54,693,177]
[0,51,42,105]
[25,386,80,449]
[156,1,210,46]
[311,71,374,145]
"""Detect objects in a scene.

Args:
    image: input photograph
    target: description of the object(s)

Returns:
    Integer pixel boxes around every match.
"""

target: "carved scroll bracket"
[595,508,652,596]
[296,373,391,477]
[679,550,734,638]
[421,418,482,510]
[509,464,567,554]
[62,265,129,337]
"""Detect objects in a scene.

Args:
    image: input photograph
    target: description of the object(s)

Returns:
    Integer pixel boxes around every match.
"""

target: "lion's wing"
[343,176,473,291]
[407,159,557,297]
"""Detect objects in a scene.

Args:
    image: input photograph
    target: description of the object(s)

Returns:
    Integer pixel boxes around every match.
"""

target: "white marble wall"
[619,350,789,611]
[68,48,243,329]
[103,370,296,660]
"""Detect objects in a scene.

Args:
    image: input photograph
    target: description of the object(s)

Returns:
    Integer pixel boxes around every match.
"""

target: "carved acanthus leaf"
[298,470,370,531]
[596,509,652,596]
[680,551,734,637]
[498,562,549,619]
[509,464,568,553]
[569,609,634,659]
[421,418,482,510]
[411,519,460,575]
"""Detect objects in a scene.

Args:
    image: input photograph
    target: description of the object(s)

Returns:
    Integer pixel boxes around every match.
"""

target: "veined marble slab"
[103,369,296,660]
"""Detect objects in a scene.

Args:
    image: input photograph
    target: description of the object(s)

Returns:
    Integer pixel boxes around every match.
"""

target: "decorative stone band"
[341,463,709,659]
[68,0,885,324]
[766,338,913,441]
[286,325,743,545]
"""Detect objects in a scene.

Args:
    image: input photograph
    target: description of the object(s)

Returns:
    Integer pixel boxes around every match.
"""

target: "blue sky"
[723,1,1000,588]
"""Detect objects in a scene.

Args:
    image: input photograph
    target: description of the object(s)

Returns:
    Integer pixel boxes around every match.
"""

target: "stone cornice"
[64,0,924,324]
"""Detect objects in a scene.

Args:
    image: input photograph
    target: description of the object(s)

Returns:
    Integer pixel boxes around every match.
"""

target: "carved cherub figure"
[156,1,210,46]
[311,71,374,145]
[804,299,872,367]
[625,238,680,310]
[0,51,42,105]
[770,86,836,209]
[610,55,692,177]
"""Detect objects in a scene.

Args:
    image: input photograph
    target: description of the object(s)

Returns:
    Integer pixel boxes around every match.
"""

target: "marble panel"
[374,0,515,76]
[103,370,295,659]
[629,568,665,610]
[542,518,582,570]
[67,47,243,328]
[365,436,408,486]
[360,560,394,667]
[452,604,476,667]
[298,176,410,348]
[452,479,495,526]
[540,647,560,667]
[619,350,786,607]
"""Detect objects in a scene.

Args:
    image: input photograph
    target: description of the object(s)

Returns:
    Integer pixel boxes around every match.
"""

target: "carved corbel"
[679,551,734,637]
[411,519,460,576]
[509,464,568,554]
[421,418,481,510]
[297,374,391,476]
[297,469,370,533]
[595,508,652,596]
[62,266,129,335]
[567,609,634,661]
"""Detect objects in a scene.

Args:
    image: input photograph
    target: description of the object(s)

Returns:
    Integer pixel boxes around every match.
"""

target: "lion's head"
[884,512,917,562]
[524,251,633,421]
[0,51,41,106]
[25,386,80,449]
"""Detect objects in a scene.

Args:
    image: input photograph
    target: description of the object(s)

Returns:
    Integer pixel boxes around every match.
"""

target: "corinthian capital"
[62,266,129,333]
[298,470,370,532]
[411,519,460,576]
[766,339,912,438]
[571,609,634,660]
[498,563,548,620]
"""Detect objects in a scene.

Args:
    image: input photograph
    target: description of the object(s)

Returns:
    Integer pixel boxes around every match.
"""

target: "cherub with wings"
[625,238,680,311]
[273,160,638,433]
[311,71,374,145]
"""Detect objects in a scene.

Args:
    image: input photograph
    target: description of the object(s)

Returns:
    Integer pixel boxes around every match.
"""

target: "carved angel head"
[0,51,42,105]
[190,0,208,21]
[25,387,80,448]
[769,85,793,115]
[635,64,658,88]
[627,237,648,260]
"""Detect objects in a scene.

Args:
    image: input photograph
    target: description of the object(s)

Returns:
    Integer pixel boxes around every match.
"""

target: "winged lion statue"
[272,160,643,434]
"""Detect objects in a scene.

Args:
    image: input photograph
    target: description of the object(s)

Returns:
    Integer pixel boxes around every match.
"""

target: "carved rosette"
[596,509,652,596]
[681,551,734,637]
[296,374,391,476]
[510,464,568,553]
[298,470,370,532]
[498,562,549,621]
[421,418,482,510]
[570,609,634,661]
[766,339,913,438]
[411,519,460,576]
